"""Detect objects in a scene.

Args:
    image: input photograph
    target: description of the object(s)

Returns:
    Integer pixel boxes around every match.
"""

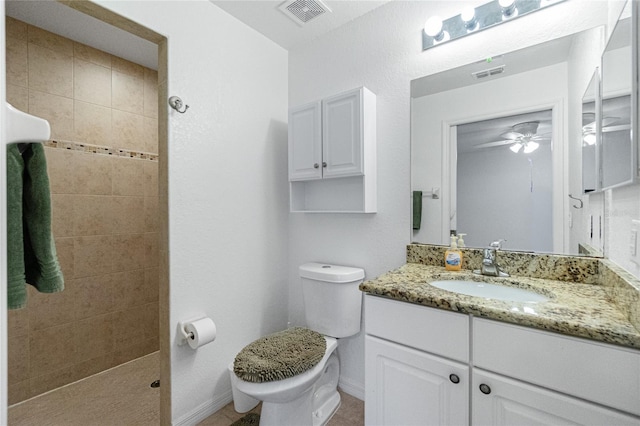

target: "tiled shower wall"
[6,17,159,404]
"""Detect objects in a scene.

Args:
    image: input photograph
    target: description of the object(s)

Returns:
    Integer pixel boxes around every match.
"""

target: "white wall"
[412,62,568,252]
[92,1,289,422]
[288,0,607,396]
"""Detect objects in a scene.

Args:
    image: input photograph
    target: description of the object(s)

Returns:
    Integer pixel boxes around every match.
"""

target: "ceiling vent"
[278,0,332,26]
[472,65,506,80]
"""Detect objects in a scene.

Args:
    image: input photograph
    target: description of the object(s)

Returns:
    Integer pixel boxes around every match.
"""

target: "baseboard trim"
[338,376,364,401]
[173,389,232,426]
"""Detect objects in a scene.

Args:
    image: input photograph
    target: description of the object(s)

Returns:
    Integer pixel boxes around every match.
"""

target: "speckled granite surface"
[361,244,640,349]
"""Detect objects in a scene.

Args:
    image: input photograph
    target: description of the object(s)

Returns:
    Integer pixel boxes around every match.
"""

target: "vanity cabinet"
[364,295,640,425]
[288,87,376,213]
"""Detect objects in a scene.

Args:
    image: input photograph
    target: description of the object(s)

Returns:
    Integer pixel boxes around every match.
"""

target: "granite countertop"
[360,263,640,350]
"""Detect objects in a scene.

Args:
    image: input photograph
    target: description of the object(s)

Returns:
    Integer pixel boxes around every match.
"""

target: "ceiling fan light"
[583,133,596,146]
[510,143,523,153]
[523,141,539,153]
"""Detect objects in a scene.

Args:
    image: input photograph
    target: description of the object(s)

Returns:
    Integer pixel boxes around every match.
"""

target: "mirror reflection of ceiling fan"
[473,121,550,153]
[581,112,620,146]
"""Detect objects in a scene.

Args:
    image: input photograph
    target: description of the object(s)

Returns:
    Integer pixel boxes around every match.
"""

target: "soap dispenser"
[457,233,466,248]
[445,235,463,271]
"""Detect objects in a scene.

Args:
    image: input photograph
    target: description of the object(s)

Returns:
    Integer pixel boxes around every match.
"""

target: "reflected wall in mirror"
[411,15,607,255]
[601,1,636,189]
[581,70,599,194]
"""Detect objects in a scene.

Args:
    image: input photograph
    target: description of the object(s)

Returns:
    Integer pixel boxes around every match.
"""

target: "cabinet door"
[473,370,640,426]
[322,88,363,178]
[365,335,468,426]
[289,101,322,181]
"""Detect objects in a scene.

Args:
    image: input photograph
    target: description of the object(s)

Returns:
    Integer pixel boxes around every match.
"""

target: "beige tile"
[112,157,144,196]
[29,365,78,398]
[74,235,114,278]
[73,195,114,236]
[144,196,159,233]
[145,233,159,268]
[74,352,117,380]
[7,84,28,111]
[74,58,111,107]
[45,147,77,194]
[112,269,146,309]
[51,194,74,238]
[112,196,145,234]
[75,315,114,362]
[8,380,30,405]
[74,42,111,68]
[8,333,29,385]
[29,284,76,331]
[29,89,74,141]
[112,306,146,350]
[75,274,115,320]
[6,16,28,40]
[143,68,158,119]
[144,267,160,304]
[29,323,76,377]
[28,25,73,56]
[113,337,158,366]
[113,234,145,272]
[143,160,159,197]
[6,37,28,87]
[143,116,159,154]
[28,43,73,97]
[55,237,75,282]
[74,100,112,146]
[8,308,30,338]
[112,109,145,151]
[112,70,144,114]
[112,56,144,78]
[75,151,113,195]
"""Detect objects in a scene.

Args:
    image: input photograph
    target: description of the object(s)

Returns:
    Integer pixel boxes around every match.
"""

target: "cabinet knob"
[479,384,491,395]
[449,374,460,384]
[314,163,319,169]
[322,162,327,168]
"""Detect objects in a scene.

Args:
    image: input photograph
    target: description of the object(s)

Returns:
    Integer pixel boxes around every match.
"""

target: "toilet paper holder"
[178,319,197,346]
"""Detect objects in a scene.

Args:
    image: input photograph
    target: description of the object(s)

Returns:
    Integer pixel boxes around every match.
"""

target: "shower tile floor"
[198,390,364,426]
[8,352,160,426]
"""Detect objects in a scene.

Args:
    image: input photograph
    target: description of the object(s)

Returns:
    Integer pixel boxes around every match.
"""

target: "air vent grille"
[279,0,332,26]
[472,65,505,79]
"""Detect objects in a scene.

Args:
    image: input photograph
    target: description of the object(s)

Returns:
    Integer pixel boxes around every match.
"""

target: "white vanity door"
[288,101,322,181]
[473,370,640,426]
[365,335,469,426]
[322,88,364,178]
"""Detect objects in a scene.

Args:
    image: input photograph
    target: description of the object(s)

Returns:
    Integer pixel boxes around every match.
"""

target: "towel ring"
[168,96,189,114]
[568,194,583,209]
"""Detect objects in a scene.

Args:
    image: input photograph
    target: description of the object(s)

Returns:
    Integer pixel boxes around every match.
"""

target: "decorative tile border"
[43,140,159,162]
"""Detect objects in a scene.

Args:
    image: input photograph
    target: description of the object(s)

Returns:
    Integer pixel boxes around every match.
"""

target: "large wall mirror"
[410,2,617,256]
[601,1,637,190]
[582,70,600,194]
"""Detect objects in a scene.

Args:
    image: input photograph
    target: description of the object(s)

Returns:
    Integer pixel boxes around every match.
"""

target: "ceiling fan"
[473,121,550,153]
[581,113,620,146]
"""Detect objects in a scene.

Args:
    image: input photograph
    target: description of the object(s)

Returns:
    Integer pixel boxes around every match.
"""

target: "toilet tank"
[299,263,365,338]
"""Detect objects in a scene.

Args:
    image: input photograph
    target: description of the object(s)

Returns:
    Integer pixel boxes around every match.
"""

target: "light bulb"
[510,143,523,153]
[461,7,478,31]
[523,141,539,153]
[583,133,596,146]
[499,0,518,18]
[424,16,443,37]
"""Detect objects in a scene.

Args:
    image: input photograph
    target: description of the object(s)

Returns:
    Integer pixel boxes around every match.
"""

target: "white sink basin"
[430,280,548,303]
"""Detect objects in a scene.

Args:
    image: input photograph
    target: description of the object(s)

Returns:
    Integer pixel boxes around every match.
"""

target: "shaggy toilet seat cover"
[233,327,327,383]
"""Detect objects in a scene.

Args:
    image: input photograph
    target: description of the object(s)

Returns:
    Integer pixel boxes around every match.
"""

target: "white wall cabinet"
[364,295,640,425]
[288,87,376,213]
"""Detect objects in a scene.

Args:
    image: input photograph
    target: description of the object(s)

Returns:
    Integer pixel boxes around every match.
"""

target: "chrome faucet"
[475,240,509,277]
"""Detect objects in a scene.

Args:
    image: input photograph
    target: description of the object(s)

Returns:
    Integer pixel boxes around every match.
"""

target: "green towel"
[413,191,422,230]
[7,143,64,309]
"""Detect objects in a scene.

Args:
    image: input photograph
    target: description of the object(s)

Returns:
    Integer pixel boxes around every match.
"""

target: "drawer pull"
[449,374,460,384]
[479,384,491,395]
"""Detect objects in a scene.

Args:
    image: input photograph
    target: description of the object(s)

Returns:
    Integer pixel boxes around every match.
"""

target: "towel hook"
[168,96,189,114]
[568,194,583,209]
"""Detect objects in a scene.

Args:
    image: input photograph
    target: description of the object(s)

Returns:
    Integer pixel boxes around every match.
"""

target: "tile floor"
[8,352,159,426]
[8,350,364,426]
[198,390,364,426]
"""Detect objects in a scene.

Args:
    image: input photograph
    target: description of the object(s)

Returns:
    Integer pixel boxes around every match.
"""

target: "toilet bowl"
[230,263,364,426]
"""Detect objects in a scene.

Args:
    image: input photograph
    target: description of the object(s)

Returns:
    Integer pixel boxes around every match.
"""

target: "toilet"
[230,262,364,426]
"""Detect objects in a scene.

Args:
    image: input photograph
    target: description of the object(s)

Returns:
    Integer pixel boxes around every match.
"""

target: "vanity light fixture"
[422,0,566,51]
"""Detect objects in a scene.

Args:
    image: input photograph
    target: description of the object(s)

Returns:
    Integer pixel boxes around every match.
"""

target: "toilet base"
[312,388,340,426]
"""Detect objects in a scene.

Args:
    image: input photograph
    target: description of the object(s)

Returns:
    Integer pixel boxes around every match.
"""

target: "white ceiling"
[211,0,391,50]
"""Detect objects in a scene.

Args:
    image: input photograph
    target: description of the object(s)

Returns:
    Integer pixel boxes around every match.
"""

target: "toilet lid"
[234,327,326,383]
